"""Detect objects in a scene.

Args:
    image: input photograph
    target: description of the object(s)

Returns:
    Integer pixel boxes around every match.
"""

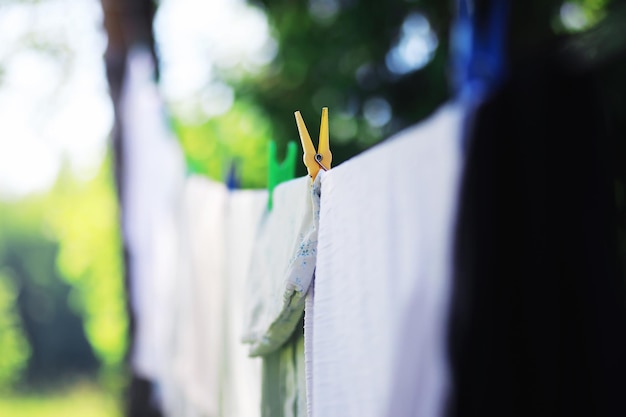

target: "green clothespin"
[267,140,297,210]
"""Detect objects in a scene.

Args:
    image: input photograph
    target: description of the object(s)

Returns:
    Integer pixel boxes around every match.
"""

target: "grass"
[0,382,122,417]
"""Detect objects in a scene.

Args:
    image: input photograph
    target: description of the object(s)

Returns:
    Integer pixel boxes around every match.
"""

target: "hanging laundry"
[303,284,314,417]
[169,176,228,417]
[222,189,268,417]
[242,175,322,357]
[309,103,463,417]
[120,47,186,387]
[260,326,307,417]
[241,174,321,417]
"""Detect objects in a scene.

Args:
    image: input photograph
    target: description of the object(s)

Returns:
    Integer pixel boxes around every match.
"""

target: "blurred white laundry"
[120,47,185,390]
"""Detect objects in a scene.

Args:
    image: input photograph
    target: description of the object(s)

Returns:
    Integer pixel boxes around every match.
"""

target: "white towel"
[243,175,321,356]
[172,176,228,417]
[223,189,268,417]
[310,103,463,417]
[304,284,315,417]
[120,47,185,384]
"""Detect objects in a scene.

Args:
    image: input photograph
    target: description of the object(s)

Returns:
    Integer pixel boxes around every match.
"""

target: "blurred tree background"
[1,0,625,416]
[0,0,126,412]
[170,0,625,186]
[172,0,452,185]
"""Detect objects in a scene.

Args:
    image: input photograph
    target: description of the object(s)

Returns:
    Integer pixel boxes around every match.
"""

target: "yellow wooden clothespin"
[294,107,332,182]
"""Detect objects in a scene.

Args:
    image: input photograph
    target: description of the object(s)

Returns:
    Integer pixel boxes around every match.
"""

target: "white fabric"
[222,190,268,417]
[171,176,228,417]
[243,176,321,356]
[304,286,315,417]
[310,103,463,417]
[120,47,185,383]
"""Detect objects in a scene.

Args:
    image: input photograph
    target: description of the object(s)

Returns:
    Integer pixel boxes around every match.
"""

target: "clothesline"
[119,30,626,416]
[121,45,462,417]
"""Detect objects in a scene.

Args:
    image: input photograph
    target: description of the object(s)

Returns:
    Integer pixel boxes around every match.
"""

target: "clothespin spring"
[315,154,329,171]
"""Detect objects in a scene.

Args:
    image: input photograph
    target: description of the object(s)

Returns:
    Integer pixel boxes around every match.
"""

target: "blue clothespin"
[267,141,297,210]
[226,160,240,190]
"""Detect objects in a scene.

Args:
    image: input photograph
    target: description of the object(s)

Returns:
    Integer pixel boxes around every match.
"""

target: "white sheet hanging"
[120,47,185,386]
[223,189,268,417]
[171,176,228,417]
[309,103,463,417]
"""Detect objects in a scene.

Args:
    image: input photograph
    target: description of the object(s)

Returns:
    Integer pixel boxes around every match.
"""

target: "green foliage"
[47,157,128,372]
[576,0,610,24]
[0,195,58,389]
[554,0,611,33]
[0,191,101,389]
[0,269,30,390]
[231,0,450,172]
[171,0,623,183]
[173,100,272,188]
[170,1,450,182]
[0,154,125,388]
[0,382,122,417]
